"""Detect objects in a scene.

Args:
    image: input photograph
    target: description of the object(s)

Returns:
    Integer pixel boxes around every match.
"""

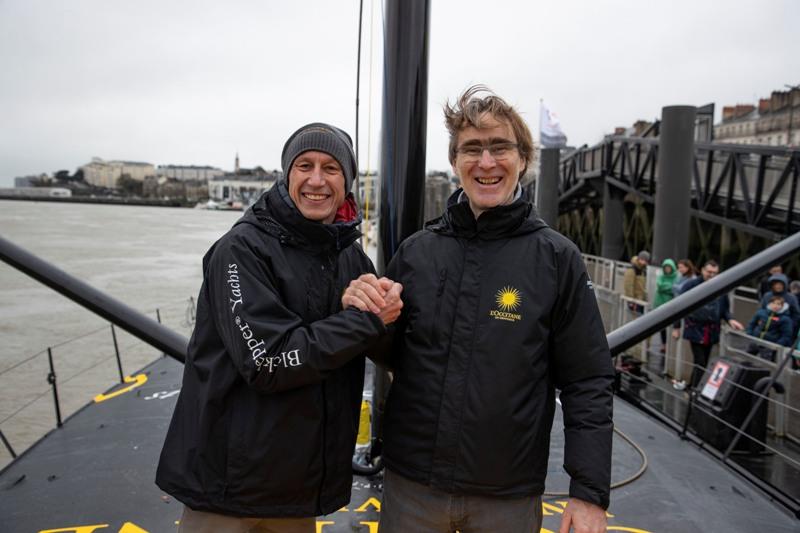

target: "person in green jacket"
[654,259,678,350]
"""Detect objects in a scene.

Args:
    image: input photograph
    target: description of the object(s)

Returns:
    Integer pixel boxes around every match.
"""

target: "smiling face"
[452,113,526,218]
[287,151,345,224]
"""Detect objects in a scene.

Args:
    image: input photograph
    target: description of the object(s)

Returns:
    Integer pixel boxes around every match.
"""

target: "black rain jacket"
[155,183,385,518]
[381,189,615,508]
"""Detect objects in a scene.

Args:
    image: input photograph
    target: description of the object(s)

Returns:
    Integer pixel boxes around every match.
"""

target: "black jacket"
[381,190,614,508]
[156,183,385,518]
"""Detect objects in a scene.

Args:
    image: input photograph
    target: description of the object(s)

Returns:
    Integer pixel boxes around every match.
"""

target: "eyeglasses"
[456,142,519,161]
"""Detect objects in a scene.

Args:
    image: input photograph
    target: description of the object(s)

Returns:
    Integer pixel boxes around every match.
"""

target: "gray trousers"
[178,507,315,533]
[379,468,543,533]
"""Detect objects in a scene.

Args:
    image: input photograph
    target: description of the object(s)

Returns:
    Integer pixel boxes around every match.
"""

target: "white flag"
[539,102,568,148]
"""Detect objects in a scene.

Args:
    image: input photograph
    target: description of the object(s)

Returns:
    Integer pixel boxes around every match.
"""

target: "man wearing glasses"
[345,86,614,533]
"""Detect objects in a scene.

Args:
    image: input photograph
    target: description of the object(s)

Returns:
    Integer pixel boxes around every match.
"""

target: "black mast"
[378,0,432,268]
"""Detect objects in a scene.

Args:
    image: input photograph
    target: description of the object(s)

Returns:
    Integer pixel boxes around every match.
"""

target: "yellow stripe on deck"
[94,374,148,403]
[356,400,371,446]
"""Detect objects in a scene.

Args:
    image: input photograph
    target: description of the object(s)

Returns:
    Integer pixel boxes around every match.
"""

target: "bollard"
[653,105,696,264]
[536,148,560,227]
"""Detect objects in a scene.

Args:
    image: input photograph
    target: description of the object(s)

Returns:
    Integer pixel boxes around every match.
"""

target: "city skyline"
[1,0,798,186]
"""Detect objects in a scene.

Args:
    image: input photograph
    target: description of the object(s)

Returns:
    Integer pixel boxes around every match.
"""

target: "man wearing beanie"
[624,250,650,314]
[156,122,403,532]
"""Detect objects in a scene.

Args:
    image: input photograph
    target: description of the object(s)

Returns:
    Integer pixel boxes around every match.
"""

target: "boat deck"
[1,356,797,532]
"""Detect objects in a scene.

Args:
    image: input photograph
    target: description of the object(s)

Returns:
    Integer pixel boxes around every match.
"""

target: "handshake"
[341,274,404,325]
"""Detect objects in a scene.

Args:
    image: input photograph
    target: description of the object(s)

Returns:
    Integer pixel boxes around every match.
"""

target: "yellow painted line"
[118,523,148,533]
[93,374,148,403]
[356,400,371,445]
[39,525,109,533]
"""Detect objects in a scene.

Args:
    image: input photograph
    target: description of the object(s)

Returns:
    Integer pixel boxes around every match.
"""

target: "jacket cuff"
[569,479,609,510]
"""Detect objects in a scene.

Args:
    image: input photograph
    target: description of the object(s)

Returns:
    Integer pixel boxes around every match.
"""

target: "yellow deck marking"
[93,374,148,403]
[39,526,109,533]
[118,523,148,533]
[359,522,378,533]
[354,497,381,512]
[315,521,335,532]
[356,400,371,445]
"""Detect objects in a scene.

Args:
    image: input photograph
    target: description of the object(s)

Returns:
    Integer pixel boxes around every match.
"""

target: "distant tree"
[117,174,143,197]
[54,170,70,182]
[72,168,85,182]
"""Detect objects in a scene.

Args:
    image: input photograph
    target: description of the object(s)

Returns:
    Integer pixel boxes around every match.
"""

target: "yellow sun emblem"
[495,286,521,312]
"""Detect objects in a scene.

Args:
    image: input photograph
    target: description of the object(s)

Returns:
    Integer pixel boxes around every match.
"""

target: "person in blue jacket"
[672,260,744,389]
[760,273,800,332]
[746,294,794,347]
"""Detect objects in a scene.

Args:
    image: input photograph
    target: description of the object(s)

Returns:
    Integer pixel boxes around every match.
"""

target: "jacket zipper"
[435,268,447,313]
[759,312,775,339]
[317,381,327,515]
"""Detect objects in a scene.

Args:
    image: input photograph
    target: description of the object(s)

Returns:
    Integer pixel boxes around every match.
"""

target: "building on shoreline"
[156,165,224,181]
[715,87,800,146]
[208,166,280,204]
[80,158,156,189]
[0,187,72,198]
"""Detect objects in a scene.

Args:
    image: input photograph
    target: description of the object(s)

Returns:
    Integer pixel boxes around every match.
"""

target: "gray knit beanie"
[281,122,357,193]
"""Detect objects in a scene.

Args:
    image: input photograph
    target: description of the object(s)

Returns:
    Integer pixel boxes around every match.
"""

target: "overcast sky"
[1,0,798,186]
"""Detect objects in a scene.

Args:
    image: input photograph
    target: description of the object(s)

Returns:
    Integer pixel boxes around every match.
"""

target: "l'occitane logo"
[490,286,522,322]
[496,286,521,311]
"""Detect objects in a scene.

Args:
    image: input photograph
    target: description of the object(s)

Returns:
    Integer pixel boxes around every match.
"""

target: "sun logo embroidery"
[496,286,521,311]
[490,286,523,322]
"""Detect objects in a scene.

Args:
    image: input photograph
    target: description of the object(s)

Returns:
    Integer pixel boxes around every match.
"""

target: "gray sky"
[1,0,798,186]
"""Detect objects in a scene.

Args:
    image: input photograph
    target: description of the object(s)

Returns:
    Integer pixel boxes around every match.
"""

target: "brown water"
[0,200,242,467]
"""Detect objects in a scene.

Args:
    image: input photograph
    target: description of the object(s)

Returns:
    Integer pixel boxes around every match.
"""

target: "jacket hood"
[234,182,363,252]
[426,187,548,240]
[768,273,789,290]
[661,259,678,278]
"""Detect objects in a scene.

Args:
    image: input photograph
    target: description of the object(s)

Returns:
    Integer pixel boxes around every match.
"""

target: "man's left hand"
[558,497,606,533]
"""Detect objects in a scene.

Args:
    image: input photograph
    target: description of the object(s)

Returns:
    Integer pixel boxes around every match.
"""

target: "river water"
[0,200,242,467]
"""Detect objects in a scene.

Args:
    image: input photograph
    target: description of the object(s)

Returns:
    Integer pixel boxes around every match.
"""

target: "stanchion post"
[111,324,124,383]
[46,348,63,428]
[0,429,16,458]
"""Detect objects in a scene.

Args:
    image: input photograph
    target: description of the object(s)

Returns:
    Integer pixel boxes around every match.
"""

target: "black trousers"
[689,342,714,389]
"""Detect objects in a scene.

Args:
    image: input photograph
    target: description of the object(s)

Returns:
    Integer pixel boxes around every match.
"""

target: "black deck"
[1,356,798,533]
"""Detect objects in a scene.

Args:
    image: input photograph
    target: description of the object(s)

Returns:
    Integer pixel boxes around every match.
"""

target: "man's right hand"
[342,274,403,325]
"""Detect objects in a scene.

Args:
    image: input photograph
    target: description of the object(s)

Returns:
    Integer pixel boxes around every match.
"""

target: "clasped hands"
[342,274,403,325]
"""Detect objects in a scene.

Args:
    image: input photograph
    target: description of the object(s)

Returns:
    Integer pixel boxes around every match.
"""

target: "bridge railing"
[587,229,800,514]
[561,136,800,237]
[0,297,196,469]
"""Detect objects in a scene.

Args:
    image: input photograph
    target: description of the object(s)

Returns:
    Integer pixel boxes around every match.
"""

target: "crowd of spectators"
[623,254,800,388]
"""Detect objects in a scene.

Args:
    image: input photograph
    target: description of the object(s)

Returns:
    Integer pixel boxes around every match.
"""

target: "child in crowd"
[746,294,794,348]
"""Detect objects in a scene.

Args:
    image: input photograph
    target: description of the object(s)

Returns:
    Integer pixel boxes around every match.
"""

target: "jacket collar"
[236,183,363,252]
[427,186,547,240]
